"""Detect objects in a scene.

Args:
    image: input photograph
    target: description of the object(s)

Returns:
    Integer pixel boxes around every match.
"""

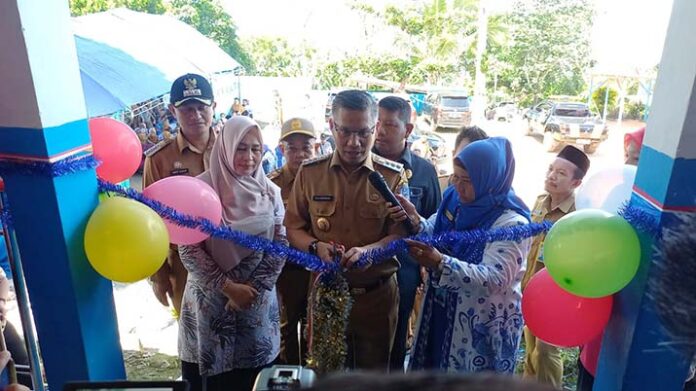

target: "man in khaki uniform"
[521,145,589,388]
[268,117,317,365]
[285,90,408,370]
[143,73,217,314]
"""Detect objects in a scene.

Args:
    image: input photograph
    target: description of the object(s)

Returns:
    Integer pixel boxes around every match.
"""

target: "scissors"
[329,241,345,269]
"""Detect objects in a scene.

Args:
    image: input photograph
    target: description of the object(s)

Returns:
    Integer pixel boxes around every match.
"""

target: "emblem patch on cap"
[291,119,303,130]
[183,78,202,97]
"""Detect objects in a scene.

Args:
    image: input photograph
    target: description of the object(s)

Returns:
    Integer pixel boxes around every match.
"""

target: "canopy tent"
[587,65,657,124]
[73,8,242,117]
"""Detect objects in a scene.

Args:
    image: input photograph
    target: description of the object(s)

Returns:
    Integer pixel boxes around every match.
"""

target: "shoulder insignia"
[144,138,174,157]
[302,154,331,166]
[267,168,282,180]
[373,154,403,172]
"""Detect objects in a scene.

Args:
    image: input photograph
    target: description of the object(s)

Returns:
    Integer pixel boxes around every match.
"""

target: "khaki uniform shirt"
[268,165,296,207]
[142,130,215,187]
[284,152,408,287]
[142,130,216,279]
[521,193,575,290]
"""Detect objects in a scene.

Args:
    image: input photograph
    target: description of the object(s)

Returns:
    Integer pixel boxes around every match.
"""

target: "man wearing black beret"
[521,145,590,387]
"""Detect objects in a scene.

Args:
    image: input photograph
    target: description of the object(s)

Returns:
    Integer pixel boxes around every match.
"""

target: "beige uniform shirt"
[268,165,296,207]
[521,193,575,289]
[284,152,408,286]
[142,130,215,187]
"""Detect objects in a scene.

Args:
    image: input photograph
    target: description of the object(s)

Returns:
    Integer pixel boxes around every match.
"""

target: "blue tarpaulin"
[73,8,241,117]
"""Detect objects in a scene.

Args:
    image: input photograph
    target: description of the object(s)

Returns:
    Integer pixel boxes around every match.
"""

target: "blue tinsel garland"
[0,154,99,177]
[98,179,333,273]
[0,154,663,273]
[98,179,551,273]
[619,203,661,239]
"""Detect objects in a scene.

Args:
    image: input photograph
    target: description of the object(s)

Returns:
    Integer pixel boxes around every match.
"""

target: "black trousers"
[182,359,276,391]
[576,359,594,391]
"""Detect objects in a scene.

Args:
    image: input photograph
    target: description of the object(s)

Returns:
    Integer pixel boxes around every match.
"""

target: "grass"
[516,341,580,391]
[124,349,181,381]
[123,345,580,389]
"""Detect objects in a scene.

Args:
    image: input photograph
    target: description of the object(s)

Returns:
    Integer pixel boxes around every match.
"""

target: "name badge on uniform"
[313,195,334,202]
[170,168,189,175]
[444,209,455,222]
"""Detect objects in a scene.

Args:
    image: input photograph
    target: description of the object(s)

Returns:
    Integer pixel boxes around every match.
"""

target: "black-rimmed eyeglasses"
[334,124,376,139]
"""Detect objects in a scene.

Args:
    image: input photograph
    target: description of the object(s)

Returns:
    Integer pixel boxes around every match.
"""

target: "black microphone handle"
[368,172,416,235]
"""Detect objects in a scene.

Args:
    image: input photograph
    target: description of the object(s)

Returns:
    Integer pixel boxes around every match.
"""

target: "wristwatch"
[308,239,320,255]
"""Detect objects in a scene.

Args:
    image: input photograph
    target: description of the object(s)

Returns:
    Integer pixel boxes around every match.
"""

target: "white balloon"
[576,165,637,214]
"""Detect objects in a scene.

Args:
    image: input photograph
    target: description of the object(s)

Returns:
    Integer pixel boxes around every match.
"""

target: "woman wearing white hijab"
[178,116,286,391]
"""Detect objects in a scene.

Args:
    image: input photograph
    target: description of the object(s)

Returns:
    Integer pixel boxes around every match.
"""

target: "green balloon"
[544,209,641,298]
[98,192,118,202]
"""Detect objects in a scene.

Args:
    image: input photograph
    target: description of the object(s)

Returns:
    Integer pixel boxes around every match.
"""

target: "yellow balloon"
[84,197,169,282]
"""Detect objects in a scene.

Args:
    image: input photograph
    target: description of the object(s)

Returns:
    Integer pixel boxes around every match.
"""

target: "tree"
[350,0,480,86]
[242,37,316,77]
[69,0,165,16]
[592,86,618,116]
[314,55,424,90]
[497,0,594,106]
[169,0,253,71]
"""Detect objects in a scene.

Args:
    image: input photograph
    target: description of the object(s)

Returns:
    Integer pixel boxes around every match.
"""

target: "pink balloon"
[143,176,222,245]
[522,269,613,347]
[89,118,142,183]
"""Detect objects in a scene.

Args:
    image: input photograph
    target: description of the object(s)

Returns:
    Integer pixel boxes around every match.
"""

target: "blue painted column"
[0,1,125,390]
[594,0,696,389]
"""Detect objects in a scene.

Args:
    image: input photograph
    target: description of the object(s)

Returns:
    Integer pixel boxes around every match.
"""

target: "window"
[553,106,590,117]
[441,97,470,108]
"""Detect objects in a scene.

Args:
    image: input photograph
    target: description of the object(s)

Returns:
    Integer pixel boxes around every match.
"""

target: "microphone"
[368,171,415,235]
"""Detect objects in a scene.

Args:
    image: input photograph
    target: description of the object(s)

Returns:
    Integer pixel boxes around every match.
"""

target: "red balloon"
[89,118,142,183]
[522,269,613,347]
[580,333,603,376]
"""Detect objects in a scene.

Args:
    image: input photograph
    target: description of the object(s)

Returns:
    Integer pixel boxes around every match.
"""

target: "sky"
[222,0,674,73]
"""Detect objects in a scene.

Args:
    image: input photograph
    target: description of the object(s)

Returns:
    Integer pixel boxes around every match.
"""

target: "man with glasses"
[285,90,408,370]
[268,117,318,366]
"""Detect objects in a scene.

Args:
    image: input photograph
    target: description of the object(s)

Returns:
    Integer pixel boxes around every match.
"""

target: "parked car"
[524,101,608,154]
[422,91,472,131]
[485,101,518,122]
[370,91,418,124]
[408,128,449,167]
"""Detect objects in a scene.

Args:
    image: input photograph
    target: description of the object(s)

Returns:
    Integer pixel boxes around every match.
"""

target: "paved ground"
[5,116,644,359]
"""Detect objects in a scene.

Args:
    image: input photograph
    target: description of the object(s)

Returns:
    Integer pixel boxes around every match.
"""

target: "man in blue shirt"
[373,96,441,371]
